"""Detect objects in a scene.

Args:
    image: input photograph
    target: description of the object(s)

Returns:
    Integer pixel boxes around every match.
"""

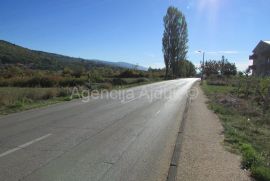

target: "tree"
[220,56,237,76]
[204,60,220,77]
[223,61,237,76]
[186,60,196,77]
[203,56,237,77]
[162,6,188,79]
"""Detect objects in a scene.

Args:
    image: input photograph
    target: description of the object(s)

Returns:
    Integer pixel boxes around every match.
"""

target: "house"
[249,40,270,76]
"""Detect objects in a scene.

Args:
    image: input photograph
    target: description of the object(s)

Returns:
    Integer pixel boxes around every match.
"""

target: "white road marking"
[121,98,138,104]
[156,110,161,115]
[0,133,52,158]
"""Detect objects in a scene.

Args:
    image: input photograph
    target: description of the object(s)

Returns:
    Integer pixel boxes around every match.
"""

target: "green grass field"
[202,83,270,181]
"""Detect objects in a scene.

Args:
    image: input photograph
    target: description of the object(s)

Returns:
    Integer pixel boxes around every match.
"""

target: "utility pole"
[197,50,205,84]
[201,52,205,83]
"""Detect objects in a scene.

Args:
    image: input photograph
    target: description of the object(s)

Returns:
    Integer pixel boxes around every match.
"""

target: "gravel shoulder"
[176,84,251,181]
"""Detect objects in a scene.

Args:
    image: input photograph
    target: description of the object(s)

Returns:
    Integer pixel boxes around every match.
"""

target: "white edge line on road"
[0,133,52,158]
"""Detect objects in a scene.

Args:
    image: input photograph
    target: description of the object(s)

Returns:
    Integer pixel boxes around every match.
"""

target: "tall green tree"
[162,6,188,79]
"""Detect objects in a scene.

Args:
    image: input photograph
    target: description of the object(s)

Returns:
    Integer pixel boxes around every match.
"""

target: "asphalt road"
[0,78,198,181]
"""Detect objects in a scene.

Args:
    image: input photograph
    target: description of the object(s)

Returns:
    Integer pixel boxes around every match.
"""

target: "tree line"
[203,56,237,77]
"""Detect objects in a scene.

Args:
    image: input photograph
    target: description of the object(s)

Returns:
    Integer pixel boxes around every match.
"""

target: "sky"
[0,0,269,71]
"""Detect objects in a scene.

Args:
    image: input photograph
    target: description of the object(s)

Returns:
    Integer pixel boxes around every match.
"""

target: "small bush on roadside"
[58,88,71,97]
[59,78,86,87]
[64,97,72,101]
[251,166,270,181]
[207,75,228,86]
[7,102,23,109]
[240,143,262,169]
[112,78,128,85]
[99,83,112,90]
[42,89,58,99]
[135,78,149,83]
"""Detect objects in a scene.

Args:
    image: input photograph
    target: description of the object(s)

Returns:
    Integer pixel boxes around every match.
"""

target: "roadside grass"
[0,78,163,115]
[112,78,162,90]
[0,87,73,115]
[202,83,270,181]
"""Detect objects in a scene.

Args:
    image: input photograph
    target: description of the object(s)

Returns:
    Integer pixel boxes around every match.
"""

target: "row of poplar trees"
[162,6,195,79]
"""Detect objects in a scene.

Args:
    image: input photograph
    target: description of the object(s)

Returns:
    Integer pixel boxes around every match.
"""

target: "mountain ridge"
[0,40,147,71]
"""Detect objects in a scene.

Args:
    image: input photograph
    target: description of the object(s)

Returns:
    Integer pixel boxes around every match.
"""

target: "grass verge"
[0,87,74,115]
[0,78,163,115]
[202,83,270,181]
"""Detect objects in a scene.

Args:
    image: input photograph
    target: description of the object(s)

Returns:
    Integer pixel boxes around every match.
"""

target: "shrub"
[240,143,262,169]
[58,88,72,97]
[0,78,9,86]
[7,101,23,109]
[87,71,104,83]
[135,78,149,83]
[251,166,270,181]
[119,69,142,78]
[99,83,112,90]
[59,78,86,87]
[42,89,58,99]
[112,78,128,85]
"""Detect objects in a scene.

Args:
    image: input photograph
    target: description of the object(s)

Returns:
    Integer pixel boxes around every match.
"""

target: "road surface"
[0,78,198,181]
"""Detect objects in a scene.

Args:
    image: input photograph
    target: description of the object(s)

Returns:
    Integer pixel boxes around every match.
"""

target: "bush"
[135,78,149,83]
[42,89,58,99]
[28,76,60,87]
[206,75,228,86]
[112,78,128,85]
[251,166,270,181]
[98,83,112,90]
[7,101,23,109]
[59,78,86,87]
[118,69,143,78]
[87,71,104,83]
[58,88,72,97]
[240,143,262,169]
[0,78,9,86]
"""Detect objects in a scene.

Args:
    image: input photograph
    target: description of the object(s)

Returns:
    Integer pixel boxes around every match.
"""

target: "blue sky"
[1,0,269,71]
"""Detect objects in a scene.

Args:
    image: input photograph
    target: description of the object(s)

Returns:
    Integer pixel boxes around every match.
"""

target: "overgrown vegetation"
[0,40,170,114]
[0,87,74,114]
[202,76,270,181]
[0,65,165,114]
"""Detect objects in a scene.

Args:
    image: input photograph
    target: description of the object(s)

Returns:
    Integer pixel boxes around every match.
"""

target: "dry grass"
[0,87,72,114]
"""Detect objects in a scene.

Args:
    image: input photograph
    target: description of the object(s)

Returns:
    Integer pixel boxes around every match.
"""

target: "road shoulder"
[176,83,251,181]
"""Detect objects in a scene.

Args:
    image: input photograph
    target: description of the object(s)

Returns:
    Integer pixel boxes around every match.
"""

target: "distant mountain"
[97,60,148,71]
[0,40,147,71]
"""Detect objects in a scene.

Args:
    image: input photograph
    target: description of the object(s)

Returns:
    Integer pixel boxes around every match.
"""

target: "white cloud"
[194,50,239,54]
[235,60,253,71]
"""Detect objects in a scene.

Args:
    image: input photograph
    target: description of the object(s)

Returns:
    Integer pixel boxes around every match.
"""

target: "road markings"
[156,110,161,115]
[0,133,52,158]
[121,98,138,104]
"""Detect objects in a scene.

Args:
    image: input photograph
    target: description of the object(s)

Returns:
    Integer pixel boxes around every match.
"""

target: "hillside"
[0,40,147,71]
